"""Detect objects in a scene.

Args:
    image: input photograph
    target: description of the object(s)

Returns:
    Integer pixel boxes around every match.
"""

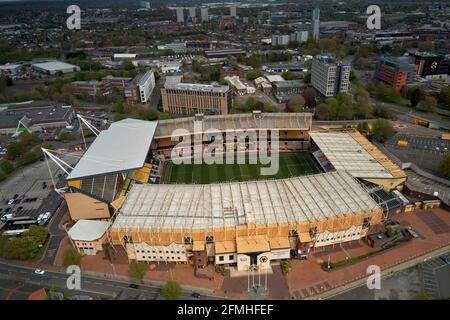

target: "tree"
[335,92,354,120]
[280,260,292,275]
[245,70,262,81]
[315,103,330,120]
[354,89,372,119]
[0,160,14,175]
[285,95,305,112]
[161,281,182,300]
[130,262,148,283]
[62,248,83,267]
[439,87,450,108]
[281,71,299,80]
[6,142,24,160]
[357,122,370,134]
[303,72,311,84]
[438,152,450,179]
[410,87,421,107]
[370,119,395,143]
[122,61,135,71]
[303,87,316,107]
[417,96,437,113]
[19,132,41,148]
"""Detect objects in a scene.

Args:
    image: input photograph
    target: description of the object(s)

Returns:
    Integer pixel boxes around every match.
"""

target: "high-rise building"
[375,56,415,91]
[201,7,209,22]
[312,8,320,41]
[311,55,351,97]
[230,5,237,17]
[290,31,309,43]
[272,35,290,46]
[188,7,196,22]
[161,83,232,115]
[176,7,184,23]
[124,70,155,104]
[140,1,150,9]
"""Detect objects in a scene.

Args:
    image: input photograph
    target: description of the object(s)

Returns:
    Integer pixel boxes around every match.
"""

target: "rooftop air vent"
[195,113,204,121]
[253,110,262,119]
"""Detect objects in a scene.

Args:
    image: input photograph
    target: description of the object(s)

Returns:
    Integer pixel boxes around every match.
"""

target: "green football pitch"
[165,153,319,184]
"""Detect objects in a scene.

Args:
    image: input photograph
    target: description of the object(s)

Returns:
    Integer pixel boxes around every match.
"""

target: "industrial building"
[0,101,75,136]
[272,80,305,102]
[204,49,246,60]
[375,56,415,91]
[31,61,80,75]
[0,64,21,75]
[311,55,351,97]
[161,82,232,115]
[124,70,155,103]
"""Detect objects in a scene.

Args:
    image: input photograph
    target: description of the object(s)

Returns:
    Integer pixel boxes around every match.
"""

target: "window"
[219,255,224,262]
[183,236,193,244]
[229,254,234,260]
[206,236,214,244]
[289,230,298,237]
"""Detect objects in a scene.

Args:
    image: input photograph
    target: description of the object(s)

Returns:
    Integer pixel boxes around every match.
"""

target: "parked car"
[129,284,140,289]
[34,269,45,275]
[191,292,201,299]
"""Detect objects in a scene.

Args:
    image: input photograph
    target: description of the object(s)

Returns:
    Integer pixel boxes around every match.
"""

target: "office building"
[312,8,320,41]
[230,5,237,17]
[375,56,415,91]
[201,8,209,22]
[161,83,232,115]
[290,31,309,43]
[124,70,155,104]
[272,35,290,46]
[176,7,184,23]
[410,52,450,80]
[188,7,196,22]
[311,55,351,97]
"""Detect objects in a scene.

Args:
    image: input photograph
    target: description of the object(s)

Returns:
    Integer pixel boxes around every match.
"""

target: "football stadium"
[57,111,407,272]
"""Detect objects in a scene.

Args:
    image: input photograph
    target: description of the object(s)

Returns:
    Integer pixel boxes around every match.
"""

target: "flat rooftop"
[112,171,380,231]
[0,101,73,129]
[154,112,313,138]
[31,61,80,71]
[310,132,405,179]
[164,82,230,93]
[67,118,157,180]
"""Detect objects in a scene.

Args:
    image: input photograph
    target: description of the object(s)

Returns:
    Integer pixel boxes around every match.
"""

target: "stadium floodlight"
[41,147,75,196]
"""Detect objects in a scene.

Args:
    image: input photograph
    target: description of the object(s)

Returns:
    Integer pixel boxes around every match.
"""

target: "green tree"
[438,152,450,179]
[6,142,24,160]
[410,87,421,107]
[357,122,370,134]
[354,89,372,119]
[245,70,262,81]
[19,132,41,148]
[370,118,395,143]
[417,96,437,113]
[303,87,316,107]
[62,248,83,267]
[130,262,148,283]
[280,260,292,275]
[161,281,182,300]
[0,160,14,175]
[122,61,135,71]
[281,71,299,80]
[315,103,330,120]
[303,72,311,84]
[285,95,305,112]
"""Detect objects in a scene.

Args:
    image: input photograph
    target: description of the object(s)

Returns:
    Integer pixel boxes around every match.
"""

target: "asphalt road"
[0,261,213,300]
[40,200,68,266]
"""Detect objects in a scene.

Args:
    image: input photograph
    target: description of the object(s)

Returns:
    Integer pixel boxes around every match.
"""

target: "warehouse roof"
[67,118,157,180]
[68,219,110,241]
[154,112,313,138]
[31,61,80,72]
[310,132,395,179]
[111,171,380,231]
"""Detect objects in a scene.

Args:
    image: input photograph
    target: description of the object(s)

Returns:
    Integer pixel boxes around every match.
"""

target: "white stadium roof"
[112,171,380,231]
[310,132,394,179]
[68,219,110,241]
[31,61,80,72]
[68,118,157,180]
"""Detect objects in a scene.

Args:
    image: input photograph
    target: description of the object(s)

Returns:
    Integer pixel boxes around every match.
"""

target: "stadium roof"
[154,112,313,138]
[67,118,157,180]
[111,171,380,231]
[68,219,110,241]
[310,132,397,179]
